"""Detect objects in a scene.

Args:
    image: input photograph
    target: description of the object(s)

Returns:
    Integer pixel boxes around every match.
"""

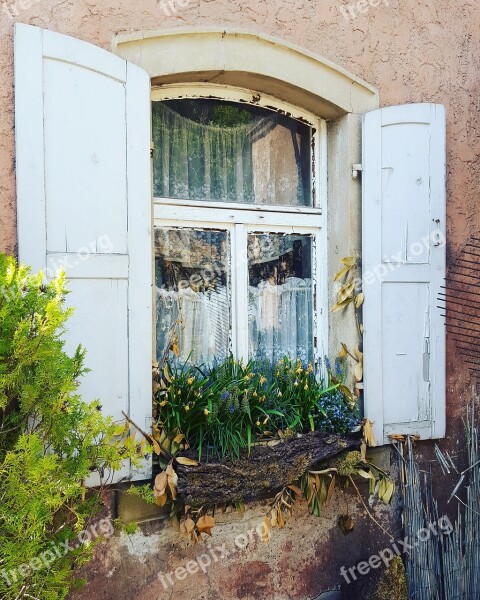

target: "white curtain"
[248,277,313,364]
[152,103,256,203]
[156,287,229,365]
[157,279,312,365]
[152,102,308,206]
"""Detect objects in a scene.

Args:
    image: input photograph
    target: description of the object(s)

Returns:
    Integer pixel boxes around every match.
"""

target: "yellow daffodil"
[160,400,168,407]
[263,416,269,425]
[185,405,190,411]
[259,376,267,385]
[204,408,210,416]
[253,391,258,397]
[187,376,194,385]
[307,363,313,373]
[294,380,299,387]
[277,391,283,397]
[296,366,303,374]
[304,384,309,390]
[260,396,266,402]
[256,420,261,426]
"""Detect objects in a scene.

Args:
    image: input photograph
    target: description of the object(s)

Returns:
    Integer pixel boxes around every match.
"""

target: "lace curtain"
[156,287,230,365]
[156,278,312,366]
[152,102,310,206]
[249,278,313,364]
[153,103,256,203]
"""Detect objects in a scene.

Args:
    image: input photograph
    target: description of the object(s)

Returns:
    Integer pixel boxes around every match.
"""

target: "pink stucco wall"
[1,0,479,257]
[1,1,478,597]
[1,0,477,418]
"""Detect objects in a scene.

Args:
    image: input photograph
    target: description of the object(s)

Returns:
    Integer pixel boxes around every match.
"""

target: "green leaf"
[356,468,375,480]
[235,502,245,517]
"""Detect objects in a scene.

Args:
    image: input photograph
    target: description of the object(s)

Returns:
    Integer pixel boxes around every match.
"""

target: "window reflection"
[248,233,314,363]
[155,228,231,365]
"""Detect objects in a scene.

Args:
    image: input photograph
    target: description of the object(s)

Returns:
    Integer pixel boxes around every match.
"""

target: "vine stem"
[122,410,173,459]
[348,474,394,541]
[308,467,338,476]
[121,411,150,440]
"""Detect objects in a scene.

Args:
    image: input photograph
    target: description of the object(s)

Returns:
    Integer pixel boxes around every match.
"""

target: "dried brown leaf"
[175,456,199,466]
[360,442,367,461]
[326,476,336,505]
[184,518,195,534]
[270,509,277,528]
[154,471,167,495]
[341,256,356,267]
[354,361,363,382]
[262,517,271,542]
[155,493,168,507]
[363,419,378,447]
[277,507,285,529]
[355,293,364,308]
[196,515,215,536]
[166,462,178,500]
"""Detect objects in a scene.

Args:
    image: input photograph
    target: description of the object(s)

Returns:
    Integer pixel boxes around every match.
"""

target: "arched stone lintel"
[113,29,379,119]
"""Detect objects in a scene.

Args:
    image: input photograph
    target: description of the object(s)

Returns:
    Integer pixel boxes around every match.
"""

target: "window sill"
[154,197,323,215]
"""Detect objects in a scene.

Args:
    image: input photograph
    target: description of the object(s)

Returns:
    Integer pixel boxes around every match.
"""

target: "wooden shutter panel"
[15,24,153,482]
[362,104,446,445]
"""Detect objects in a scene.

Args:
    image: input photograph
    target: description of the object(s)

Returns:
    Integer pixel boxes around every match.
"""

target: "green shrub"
[155,356,360,461]
[0,255,141,600]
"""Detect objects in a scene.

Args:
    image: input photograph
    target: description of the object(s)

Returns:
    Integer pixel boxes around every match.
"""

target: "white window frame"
[152,84,328,368]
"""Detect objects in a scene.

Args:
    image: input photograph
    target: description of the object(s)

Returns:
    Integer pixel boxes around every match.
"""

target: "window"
[152,92,328,367]
[14,24,447,479]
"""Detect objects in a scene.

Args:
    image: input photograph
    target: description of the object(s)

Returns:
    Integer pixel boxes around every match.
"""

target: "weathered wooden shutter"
[362,104,446,445]
[15,24,153,482]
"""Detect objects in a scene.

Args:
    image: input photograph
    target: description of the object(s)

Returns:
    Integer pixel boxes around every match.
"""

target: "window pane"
[248,233,314,364]
[152,99,313,207]
[155,228,231,365]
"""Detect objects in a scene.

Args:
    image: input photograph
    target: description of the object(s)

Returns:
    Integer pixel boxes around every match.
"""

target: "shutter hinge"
[150,142,155,158]
[352,164,363,179]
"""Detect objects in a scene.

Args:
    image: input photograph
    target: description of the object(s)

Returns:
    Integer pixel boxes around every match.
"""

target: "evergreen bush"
[0,255,141,600]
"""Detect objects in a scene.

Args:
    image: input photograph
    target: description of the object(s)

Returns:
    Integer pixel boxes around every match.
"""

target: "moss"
[334,451,362,476]
[343,556,408,600]
[374,557,408,600]
[122,521,139,535]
